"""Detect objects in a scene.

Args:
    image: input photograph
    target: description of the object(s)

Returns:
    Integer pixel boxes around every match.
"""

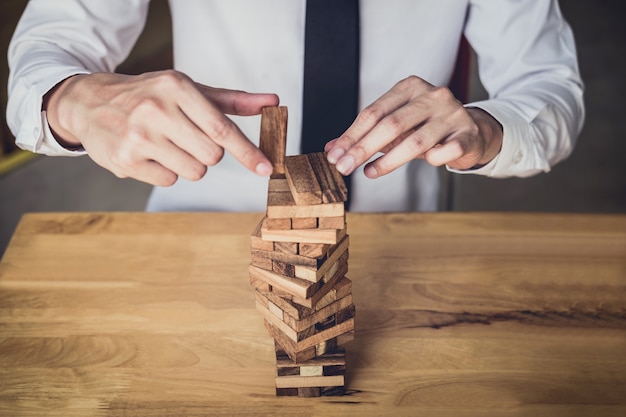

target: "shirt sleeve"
[448,0,585,178]
[6,0,151,156]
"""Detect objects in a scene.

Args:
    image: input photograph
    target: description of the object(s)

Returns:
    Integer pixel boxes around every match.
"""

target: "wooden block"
[261,225,342,245]
[268,301,284,321]
[267,190,345,219]
[259,106,288,178]
[300,366,323,377]
[268,176,291,192]
[272,260,295,278]
[314,290,338,311]
[316,338,337,357]
[291,217,318,229]
[298,242,331,258]
[274,241,298,254]
[249,274,272,292]
[315,315,337,332]
[250,219,274,251]
[249,265,315,299]
[257,300,317,342]
[265,217,292,231]
[264,297,354,344]
[267,322,316,362]
[250,247,321,269]
[336,304,356,324]
[274,348,346,397]
[293,235,349,282]
[323,364,347,377]
[284,296,354,332]
[265,316,355,358]
[318,215,346,230]
[321,386,346,396]
[334,276,353,300]
[259,277,352,321]
[285,154,323,205]
[269,262,348,309]
[255,290,270,309]
[250,253,273,271]
[322,260,341,283]
[298,387,322,398]
[275,375,344,389]
[336,330,355,346]
[257,289,309,322]
[299,226,347,258]
[277,366,299,377]
[306,152,348,203]
[276,347,345,365]
[275,387,299,396]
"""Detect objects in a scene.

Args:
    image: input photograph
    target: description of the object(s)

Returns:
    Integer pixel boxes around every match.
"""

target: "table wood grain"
[1,212,625,416]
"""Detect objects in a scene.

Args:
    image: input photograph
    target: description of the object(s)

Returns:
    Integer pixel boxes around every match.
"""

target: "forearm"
[6,0,150,156]
[457,0,585,178]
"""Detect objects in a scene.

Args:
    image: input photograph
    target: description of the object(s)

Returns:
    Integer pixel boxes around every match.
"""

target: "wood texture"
[261,222,342,244]
[1,212,626,416]
[285,154,323,204]
[306,152,348,203]
[266,189,345,219]
[259,106,288,177]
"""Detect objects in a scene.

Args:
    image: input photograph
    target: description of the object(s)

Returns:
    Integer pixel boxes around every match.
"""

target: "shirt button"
[32,127,40,138]
[513,150,523,164]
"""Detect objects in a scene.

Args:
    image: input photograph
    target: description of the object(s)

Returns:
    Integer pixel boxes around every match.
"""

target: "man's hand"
[324,75,503,178]
[44,70,279,186]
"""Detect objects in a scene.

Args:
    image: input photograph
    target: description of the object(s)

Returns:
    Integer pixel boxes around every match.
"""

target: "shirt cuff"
[447,100,548,178]
[41,110,87,155]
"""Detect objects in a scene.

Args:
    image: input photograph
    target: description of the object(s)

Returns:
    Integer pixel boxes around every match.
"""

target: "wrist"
[466,107,503,166]
[43,75,85,149]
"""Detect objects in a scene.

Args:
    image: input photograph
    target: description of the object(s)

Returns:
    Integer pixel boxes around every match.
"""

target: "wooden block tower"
[250,106,355,397]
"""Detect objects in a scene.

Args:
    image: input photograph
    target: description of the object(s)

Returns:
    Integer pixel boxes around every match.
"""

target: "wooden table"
[1,212,625,417]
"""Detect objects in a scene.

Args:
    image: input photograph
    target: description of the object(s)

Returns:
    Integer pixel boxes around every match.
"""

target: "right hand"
[44,70,279,186]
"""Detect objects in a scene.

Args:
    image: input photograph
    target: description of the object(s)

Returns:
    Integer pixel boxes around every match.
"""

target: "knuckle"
[154,69,188,90]
[358,105,384,126]
[381,113,405,136]
[402,75,422,88]
[110,141,140,169]
[430,86,455,103]
[157,172,178,187]
[209,118,235,143]
[186,164,207,181]
[449,139,467,158]
[371,159,391,176]
[132,97,163,117]
[423,153,444,167]
[110,168,128,180]
[407,133,427,155]
[203,147,225,166]
[350,144,369,162]
[238,146,260,167]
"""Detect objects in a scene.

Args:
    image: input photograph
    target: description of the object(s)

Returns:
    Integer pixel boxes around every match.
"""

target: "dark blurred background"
[1,0,625,256]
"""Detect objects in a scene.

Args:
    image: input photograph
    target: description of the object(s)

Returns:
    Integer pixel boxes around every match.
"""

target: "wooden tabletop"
[1,212,625,417]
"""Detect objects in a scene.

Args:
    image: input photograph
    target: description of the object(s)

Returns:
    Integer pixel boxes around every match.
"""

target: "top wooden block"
[259,106,288,178]
[285,153,347,205]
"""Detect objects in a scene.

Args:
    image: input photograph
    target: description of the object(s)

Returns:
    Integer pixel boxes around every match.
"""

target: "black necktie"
[301,0,359,209]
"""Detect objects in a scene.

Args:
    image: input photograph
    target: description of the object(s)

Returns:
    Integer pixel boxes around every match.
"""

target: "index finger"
[177,84,273,176]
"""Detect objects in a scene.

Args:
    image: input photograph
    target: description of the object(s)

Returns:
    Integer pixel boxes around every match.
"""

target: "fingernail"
[327,147,345,164]
[255,162,273,176]
[336,155,355,175]
[364,164,378,178]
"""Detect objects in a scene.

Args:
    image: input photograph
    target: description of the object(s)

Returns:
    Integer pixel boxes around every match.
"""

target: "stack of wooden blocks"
[249,106,355,397]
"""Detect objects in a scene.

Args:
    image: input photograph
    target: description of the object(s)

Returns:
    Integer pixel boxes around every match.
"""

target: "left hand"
[325,75,503,178]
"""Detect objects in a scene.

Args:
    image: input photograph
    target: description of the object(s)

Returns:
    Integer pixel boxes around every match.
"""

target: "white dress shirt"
[7,0,584,212]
